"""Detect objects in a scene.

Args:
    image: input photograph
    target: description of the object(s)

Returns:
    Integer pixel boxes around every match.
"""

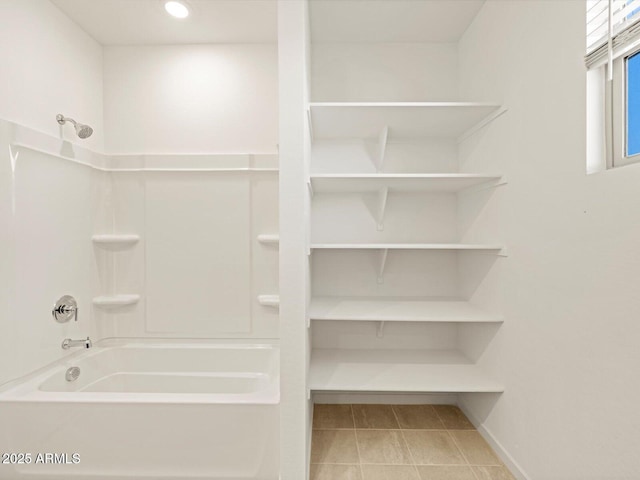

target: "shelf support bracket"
[307,179,314,197]
[376,321,386,338]
[307,108,315,143]
[376,187,389,231]
[459,176,508,195]
[377,248,388,284]
[457,107,508,144]
[376,126,388,172]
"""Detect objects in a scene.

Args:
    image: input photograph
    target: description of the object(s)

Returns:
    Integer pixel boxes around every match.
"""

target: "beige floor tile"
[356,430,413,464]
[311,430,360,464]
[432,405,475,430]
[450,431,501,465]
[393,405,445,429]
[402,430,466,465]
[472,466,516,480]
[361,464,420,480]
[416,466,477,480]
[310,464,363,480]
[313,404,355,429]
[353,404,400,429]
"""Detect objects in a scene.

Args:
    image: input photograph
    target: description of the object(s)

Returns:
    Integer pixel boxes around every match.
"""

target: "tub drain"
[65,366,80,382]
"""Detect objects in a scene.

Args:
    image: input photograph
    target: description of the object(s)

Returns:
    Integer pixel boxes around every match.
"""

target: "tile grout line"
[434,405,483,480]
[392,405,422,480]
[351,404,365,480]
[428,404,448,431]
[447,429,483,480]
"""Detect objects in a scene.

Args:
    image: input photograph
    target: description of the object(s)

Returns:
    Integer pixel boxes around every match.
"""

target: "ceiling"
[50,0,278,45]
[310,0,485,43]
[51,0,485,46]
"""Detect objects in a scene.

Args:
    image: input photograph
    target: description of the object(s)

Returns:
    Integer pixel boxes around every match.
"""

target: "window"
[586,0,640,170]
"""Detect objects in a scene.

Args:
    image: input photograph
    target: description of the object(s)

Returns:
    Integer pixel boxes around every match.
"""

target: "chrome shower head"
[56,114,93,139]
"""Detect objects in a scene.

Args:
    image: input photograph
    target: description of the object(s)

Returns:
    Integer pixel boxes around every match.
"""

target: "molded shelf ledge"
[258,295,280,308]
[309,102,501,140]
[309,348,504,393]
[257,234,280,245]
[310,174,503,194]
[311,243,504,251]
[92,295,140,308]
[92,234,140,247]
[309,297,503,323]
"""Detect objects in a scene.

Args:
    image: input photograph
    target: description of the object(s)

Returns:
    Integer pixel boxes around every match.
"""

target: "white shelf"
[92,294,140,308]
[310,174,503,194]
[257,295,280,308]
[309,297,503,323]
[257,234,280,245]
[309,102,501,140]
[92,234,140,246]
[311,243,504,251]
[309,348,504,393]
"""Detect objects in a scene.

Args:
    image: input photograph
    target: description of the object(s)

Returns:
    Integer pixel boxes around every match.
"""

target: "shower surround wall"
[0,2,279,390]
[99,44,279,339]
[0,0,104,387]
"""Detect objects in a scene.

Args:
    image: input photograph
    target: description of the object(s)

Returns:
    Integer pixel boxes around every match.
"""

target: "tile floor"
[310,404,515,480]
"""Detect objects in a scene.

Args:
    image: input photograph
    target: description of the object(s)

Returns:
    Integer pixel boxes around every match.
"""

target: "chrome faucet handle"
[52,295,78,323]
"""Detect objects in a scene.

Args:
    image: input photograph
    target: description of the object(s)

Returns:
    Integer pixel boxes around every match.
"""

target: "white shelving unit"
[309,297,503,323]
[309,349,504,393]
[310,173,502,193]
[309,102,502,140]
[92,295,141,308]
[307,101,505,396]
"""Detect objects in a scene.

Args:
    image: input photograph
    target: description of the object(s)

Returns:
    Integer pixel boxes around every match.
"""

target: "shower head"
[56,114,93,139]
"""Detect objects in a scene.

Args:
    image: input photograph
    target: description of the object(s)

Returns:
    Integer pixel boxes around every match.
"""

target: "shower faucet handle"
[52,295,78,323]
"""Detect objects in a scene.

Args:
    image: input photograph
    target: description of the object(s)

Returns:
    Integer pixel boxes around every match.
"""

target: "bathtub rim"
[0,338,280,405]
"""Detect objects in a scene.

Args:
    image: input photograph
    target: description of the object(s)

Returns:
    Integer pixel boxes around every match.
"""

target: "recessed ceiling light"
[165,1,189,19]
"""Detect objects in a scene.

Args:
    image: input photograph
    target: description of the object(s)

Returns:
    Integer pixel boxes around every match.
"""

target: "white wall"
[312,43,458,102]
[458,1,640,478]
[103,45,278,154]
[0,0,104,151]
[278,1,312,478]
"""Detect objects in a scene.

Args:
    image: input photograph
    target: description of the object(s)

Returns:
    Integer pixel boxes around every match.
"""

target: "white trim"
[312,392,458,404]
[3,120,278,173]
[458,401,531,480]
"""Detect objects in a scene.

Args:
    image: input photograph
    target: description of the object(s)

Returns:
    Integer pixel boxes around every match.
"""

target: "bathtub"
[0,339,279,480]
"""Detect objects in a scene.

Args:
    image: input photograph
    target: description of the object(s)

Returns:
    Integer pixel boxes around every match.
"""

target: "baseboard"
[312,392,458,404]
[307,400,314,480]
[457,401,531,480]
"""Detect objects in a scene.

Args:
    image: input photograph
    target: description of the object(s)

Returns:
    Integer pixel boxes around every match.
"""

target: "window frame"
[610,46,640,168]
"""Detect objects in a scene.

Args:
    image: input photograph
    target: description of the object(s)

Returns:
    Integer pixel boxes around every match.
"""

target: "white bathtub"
[0,339,279,480]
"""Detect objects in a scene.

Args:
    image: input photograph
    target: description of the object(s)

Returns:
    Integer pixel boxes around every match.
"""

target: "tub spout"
[62,337,92,350]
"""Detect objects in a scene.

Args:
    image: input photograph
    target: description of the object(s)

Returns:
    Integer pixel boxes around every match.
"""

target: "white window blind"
[586,0,640,68]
